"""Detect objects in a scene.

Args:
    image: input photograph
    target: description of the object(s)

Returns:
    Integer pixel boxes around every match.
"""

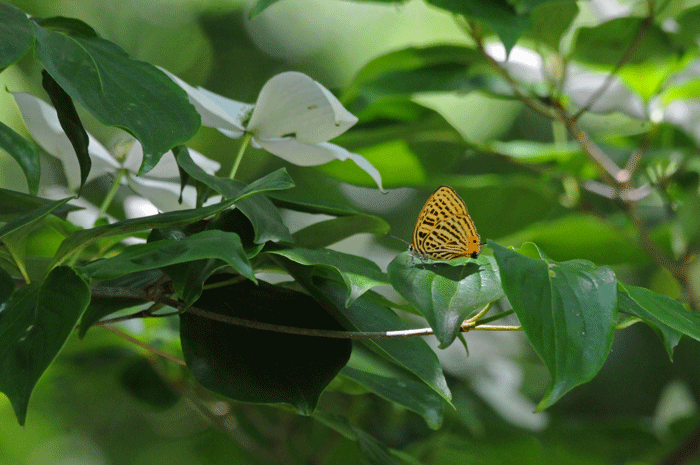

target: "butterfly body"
[409,186,481,260]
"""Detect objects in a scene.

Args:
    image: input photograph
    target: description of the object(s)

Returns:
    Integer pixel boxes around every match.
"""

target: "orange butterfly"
[408,186,482,260]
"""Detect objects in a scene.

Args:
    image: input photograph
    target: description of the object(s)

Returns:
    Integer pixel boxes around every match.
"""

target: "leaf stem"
[96,170,125,223]
[229,133,252,180]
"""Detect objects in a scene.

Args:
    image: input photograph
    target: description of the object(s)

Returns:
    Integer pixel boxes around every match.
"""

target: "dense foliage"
[1,0,700,464]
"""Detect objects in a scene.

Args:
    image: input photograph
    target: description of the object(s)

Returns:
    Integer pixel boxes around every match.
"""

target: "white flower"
[162,69,385,192]
[12,92,220,215]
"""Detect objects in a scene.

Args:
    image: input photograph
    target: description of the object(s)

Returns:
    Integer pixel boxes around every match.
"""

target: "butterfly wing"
[412,186,470,255]
[421,215,482,260]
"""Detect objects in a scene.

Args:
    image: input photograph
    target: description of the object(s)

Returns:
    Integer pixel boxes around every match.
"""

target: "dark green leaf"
[0,266,15,303]
[620,283,700,343]
[387,252,504,347]
[79,230,254,282]
[120,358,180,409]
[0,188,80,222]
[248,0,283,18]
[0,266,90,425]
[270,248,389,307]
[572,18,675,66]
[491,242,617,411]
[41,70,91,192]
[342,346,445,429]
[352,425,401,465]
[617,284,683,360]
[527,0,579,50]
[284,261,451,402]
[0,196,73,239]
[267,194,359,216]
[35,16,100,38]
[0,2,34,68]
[0,122,40,195]
[33,23,200,174]
[176,149,293,243]
[78,270,162,337]
[180,280,351,414]
[293,214,390,249]
[425,0,530,53]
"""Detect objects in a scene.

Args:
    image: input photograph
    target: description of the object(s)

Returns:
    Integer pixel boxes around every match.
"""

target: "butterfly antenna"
[386,233,411,247]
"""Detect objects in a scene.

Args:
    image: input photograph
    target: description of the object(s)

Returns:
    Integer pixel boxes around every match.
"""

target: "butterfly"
[408,185,482,261]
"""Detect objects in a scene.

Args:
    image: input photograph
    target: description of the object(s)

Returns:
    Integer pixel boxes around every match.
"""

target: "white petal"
[126,174,199,211]
[12,92,119,191]
[159,67,248,137]
[122,142,220,179]
[247,72,357,143]
[256,138,385,192]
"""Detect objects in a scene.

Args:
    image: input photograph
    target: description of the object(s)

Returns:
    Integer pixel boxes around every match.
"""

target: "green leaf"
[35,16,100,38]
[572,18,675,66]
[292,214,390,249]
[0,188,79,222]
[0,122,40,195]
[248,0,283,18]
[267,193,359,216]
[617,283,680,360]
[32,23,200,174]
[491,242,618,411]
[269,248,389,307]
[41,70,91,192]
[0,2,34,68]
[0,196,73,273]
[0,266,90,425]
[527,0,579,50]
[120,358,180,409]
[78,270,162,337]
[0,195,73,240]
[78,230,254,282]
[352,425,401,465]
[342,344,445,429]
[387,253,504,347]
[425,0,530,53]
[180,279,351,414]
[176,150,293,243]
[286,261,451,403]
[51,168,290,267]
[0,266,15,303]
[619,283,700,347]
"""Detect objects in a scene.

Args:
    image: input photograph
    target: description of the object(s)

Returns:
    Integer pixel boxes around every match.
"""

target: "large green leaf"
[0,2,34,68]
[341,343,445,429]
[180,279,351,414]
[284,260,451,403]
[0,122,40,195]
[33,23,200,174]
[491,242,617,411]
[425,0,530,53]
[41,70,91,192]
[617,284,682,360]
[572,17,676,66]
[0,266,90,425]
[78,230,254,282]
[387,252,504,347]
[619,283,700,349]
[292,214,390,249]
[269,248,389,307]
[176,150,293,243]
[0,189,79,222]
[51,169,292,267]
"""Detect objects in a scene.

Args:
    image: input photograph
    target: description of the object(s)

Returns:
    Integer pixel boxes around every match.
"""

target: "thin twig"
[462,19,555,120]
[98,324,186,366]
[572,16,654,121]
